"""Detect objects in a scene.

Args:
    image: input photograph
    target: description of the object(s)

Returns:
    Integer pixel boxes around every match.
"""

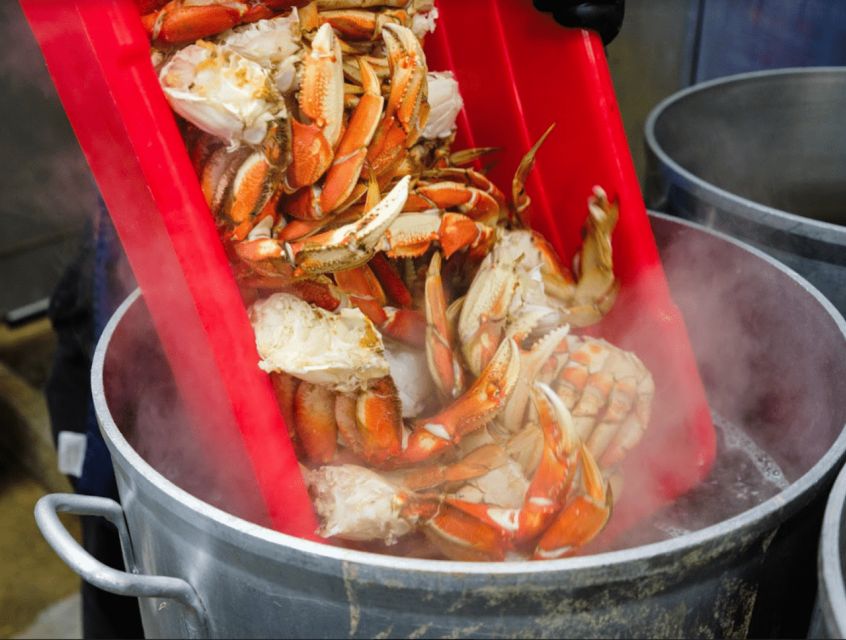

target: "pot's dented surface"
[37,215,846,638]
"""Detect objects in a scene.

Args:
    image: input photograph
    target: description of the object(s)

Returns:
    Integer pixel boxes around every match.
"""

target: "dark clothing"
[45,202,142,639]
[533,0,625,45]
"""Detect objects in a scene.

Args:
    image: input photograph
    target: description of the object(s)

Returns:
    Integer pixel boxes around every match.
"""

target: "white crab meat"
[307,464,411,544]
[159,41,285,148]
[249,293,389,394]
[494,230,551,311]
[219,12,302,94]
[383,338,437,418]
[411,4,439,39]
[422,71,462,140]
[452,457,529,509]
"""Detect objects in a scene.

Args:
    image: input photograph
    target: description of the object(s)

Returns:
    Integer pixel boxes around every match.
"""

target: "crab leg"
[320,57,385,213]
[143,1,247,44]
[401,338,521,465]
[424,252,465,399]
[143,0,308,44]
[283,176,410,274]
[511,123,555,226]
[379,212,494,260]
[316,0,410,10]
[317,9,409,40]
[293,381,338,463]
[564,187,620,326]
[404,182,503,227]
[401,444,507,492]
[415,499,509,562]
[334,263,425,347]
[369,253,413,307]
[334,263,388,326]
[270,371,299,445]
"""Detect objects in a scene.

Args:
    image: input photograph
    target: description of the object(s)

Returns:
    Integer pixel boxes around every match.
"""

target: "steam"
[603,216,844,549]
[104,302,271,528]
[1,2,99,252]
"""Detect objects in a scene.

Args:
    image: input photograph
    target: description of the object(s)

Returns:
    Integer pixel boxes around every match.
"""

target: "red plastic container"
[21,0,715,544]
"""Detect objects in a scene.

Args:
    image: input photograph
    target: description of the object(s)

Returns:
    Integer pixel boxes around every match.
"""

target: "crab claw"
[367,24,428,179]
[285,176,410,274]
[502,325,571,434]
[565,186,620,326]
[515,383,580,543]
[288,22,344,190]
[457,252,519,377]
[533,443,612,559]
[402,338,521,464]
[319,57,385,214]
[143,1,247,45]
[336,377,403,467]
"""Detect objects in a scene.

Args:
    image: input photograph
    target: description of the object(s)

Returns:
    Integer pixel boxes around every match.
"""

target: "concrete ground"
[0,319,83,640]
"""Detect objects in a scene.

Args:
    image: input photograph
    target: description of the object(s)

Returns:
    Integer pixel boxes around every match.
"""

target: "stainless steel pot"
[811,461,846,637]
[644,68,846,313]
[36,215,846,638]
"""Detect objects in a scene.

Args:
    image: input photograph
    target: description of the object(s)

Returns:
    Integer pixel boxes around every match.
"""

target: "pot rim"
[644,66,846,244]
[91,213,846,577]
[820,457,846,634]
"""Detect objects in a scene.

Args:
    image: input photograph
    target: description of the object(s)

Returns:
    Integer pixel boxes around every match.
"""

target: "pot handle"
[35,493,210,638]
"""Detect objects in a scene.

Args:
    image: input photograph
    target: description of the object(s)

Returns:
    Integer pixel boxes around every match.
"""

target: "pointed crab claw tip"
[532,380,557,401]
[283,241,296,264]
[382,22,420,51]
[531,380,575,436]
[312,22,337,51]
[394,174,411,197]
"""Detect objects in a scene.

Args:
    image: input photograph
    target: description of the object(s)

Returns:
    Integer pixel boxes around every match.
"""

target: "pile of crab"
[147,0,655,561]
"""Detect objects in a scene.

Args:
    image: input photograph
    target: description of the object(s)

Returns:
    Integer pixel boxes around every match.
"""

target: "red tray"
[21,0,716,545]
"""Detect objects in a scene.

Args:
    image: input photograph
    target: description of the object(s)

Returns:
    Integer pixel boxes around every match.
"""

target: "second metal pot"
[645,67,846,313]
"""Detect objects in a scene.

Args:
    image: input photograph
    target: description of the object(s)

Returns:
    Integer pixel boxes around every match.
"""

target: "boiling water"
[610,411,790,550]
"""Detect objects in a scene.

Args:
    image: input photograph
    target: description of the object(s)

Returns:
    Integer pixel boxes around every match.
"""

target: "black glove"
[533,0,625,46]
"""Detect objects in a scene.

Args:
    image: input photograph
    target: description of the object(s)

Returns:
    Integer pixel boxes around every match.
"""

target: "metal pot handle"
[35,493,210,638]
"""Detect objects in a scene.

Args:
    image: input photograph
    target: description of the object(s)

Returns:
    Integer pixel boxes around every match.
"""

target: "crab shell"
[218,12,302,94]
[306,464,413,544]
[422,71,463,140]
[159,40,285,148]
[249,292,389,393]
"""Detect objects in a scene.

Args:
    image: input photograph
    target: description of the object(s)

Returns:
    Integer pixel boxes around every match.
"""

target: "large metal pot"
[36,215,846,638]
[811,461,846,637]
[644,68,846,313]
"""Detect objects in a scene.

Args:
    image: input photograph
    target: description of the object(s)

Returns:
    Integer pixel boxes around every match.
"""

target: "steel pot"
[644,68,846,313]
[36,215,846,638]
[811,460,846,637]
